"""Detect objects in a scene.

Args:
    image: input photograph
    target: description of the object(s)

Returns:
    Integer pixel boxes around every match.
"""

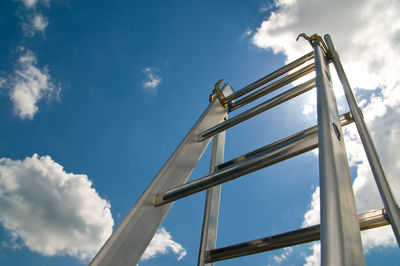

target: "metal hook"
[296,33,330,58]
[296,33,313,46]
[209,79,227,107]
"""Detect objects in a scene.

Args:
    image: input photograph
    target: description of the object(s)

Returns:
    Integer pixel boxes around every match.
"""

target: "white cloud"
[23,14,49,36]
[303,243,320,266]
[251,0,400,263]
[19,0,50,9]
[0,154,114,261]
[272,247,293,264]
[142,67,162,93]
[32,14,48,32]
[302,104,313,116]
[242,28,253,38]
[20,0,39,9]
[141,227,187,261]
[0,77,6,89]
[302,187,320,228]
[6,48,60,119]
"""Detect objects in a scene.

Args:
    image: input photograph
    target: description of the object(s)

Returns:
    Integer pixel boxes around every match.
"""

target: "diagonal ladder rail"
[325,34,400,245]
[198,131,225,266]
[313,38,365,265]
[90,85,233,266]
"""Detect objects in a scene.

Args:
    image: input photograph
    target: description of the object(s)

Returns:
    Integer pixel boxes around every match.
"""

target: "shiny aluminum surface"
[199,78,316,141]
[155,113,353,206]
[229,62,315,111]
[325,34,400,245]
[314,41,365,266]
[206,208,389,263]
[90,85,234,266]
[198,132,225,266]
[224,52,314,103]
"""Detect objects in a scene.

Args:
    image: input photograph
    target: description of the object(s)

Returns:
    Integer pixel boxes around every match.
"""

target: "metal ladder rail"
[90,85,234,266]
[325,34,400,245]
[313,37,364,265]
[198,131,225,266]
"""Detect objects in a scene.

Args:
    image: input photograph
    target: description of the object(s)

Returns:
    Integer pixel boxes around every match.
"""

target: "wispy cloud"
[303,243,320,266]
[141,227,187,261]
[19,0,39,9]
[252,0,400,263]
[242,28,253,38]
[272,247,293,264]
[2,47,60,119]
[142,67,162,93]
[23,13,48,37]
[302,104,313,116]
[17,0,51,37]
[0,154,114,261]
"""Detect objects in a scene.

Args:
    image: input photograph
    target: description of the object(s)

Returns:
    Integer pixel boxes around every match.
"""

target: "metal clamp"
[296,33,330,58]
[209,79,228,107]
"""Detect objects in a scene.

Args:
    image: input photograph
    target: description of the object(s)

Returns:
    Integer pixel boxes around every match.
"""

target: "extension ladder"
[90,34,400,265]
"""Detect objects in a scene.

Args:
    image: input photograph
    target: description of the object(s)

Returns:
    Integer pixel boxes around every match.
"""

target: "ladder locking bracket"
[209,79,228,108]
[296,33,331,59]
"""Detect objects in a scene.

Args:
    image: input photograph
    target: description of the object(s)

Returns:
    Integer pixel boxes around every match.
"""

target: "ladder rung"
[199,78,316,141]
[229,62,315,111]
[217,112,352,171]
[205,208,389,263]
[224,52,314,103]
[154,112,354,206]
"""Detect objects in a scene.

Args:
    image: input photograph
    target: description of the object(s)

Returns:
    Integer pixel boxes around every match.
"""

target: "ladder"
[90,34,400,265]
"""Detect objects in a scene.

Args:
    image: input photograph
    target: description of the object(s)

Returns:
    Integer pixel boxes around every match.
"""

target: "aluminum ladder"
[90,34,400,266]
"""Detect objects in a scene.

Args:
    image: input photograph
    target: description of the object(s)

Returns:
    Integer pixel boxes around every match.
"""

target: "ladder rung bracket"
[154,112,354,206]
[205,208,389,263]
[199,78,316,142]
[229,62,315,111]
[224,52,314,103]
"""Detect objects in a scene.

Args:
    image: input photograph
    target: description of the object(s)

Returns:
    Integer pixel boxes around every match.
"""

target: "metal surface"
[325,34,400,245]
[199,78,316,141]
[229,62,315,111]
[198,131,225,266]
[90,85,234,266]
[224,52,314,103]
[314,41,365,266]
[155,113,354,206]
[205,208,389,263]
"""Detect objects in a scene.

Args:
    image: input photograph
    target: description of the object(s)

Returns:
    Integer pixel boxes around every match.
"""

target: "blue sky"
[0,0,400,265]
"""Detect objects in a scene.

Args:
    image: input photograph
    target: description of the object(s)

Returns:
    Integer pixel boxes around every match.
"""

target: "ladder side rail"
[206,208,389,263]
[90,85,233,266]
[224,52,314,102]
[229,63,315,111]
[198,131,226,266]
[314,40,365,266]
[325,34,400,245]
[199,78,316,141]
[155,113,354,206]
